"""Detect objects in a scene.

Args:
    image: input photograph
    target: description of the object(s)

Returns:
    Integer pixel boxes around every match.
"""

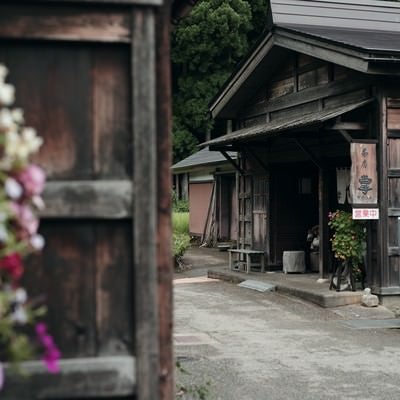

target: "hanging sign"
[350,143,378,205]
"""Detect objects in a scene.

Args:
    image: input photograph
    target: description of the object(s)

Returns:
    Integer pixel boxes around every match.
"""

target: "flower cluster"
[328,210,366,267]
[0,64,60,390]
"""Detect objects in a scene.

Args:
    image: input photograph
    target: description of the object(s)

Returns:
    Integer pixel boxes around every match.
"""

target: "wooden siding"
[239,54,370,129]
[0,40,134,356]
[381,97,400,290]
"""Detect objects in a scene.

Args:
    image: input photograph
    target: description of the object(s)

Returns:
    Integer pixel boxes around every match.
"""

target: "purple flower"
[35,323,61,374]
[0,362,4,391]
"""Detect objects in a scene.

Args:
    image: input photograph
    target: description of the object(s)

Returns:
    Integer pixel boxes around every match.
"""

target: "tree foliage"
[172,0,268,162]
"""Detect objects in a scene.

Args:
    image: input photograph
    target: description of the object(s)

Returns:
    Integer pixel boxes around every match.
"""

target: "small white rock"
[362,288,379,307]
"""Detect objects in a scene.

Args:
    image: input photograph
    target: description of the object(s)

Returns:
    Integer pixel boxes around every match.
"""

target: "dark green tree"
[172,0,268,163]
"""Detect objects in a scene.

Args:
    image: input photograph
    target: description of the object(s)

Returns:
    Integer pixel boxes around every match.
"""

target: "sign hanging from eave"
[350,142,378,205]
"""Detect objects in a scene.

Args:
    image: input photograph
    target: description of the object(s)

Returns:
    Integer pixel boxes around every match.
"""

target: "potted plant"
[328,210,366,291]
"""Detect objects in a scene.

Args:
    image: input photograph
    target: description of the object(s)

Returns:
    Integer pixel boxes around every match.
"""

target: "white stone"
[362,288,379,307]
[283,251,305,273]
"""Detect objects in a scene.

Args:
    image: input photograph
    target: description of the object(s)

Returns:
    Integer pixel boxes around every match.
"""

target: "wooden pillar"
[319,168,330,278]
[156,1,174,399]
[133,8,160,400]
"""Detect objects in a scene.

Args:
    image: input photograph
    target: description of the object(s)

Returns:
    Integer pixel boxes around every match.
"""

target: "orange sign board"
[350,143,378,204]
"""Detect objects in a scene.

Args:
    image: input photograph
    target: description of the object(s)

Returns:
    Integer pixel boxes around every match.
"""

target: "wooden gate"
[0,1,168,399]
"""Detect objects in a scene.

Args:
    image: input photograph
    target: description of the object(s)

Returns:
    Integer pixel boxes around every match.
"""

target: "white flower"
[0,108,14,131]
[11,108,24,124]
[5,177,23,199]
[11,305,28,324]
[0,83,15,106]
[14,288,27,304]
[0,64,8,82]
[21,127,43,153]
[31,234,45,250]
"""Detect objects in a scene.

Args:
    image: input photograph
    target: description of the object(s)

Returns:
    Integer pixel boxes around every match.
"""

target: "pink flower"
[0,253,23,281]
[16,164,46,197]
[10,203,39,237]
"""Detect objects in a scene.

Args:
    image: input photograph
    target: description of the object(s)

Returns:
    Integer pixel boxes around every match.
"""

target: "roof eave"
[209,32,274,119]
[210,27,400,120]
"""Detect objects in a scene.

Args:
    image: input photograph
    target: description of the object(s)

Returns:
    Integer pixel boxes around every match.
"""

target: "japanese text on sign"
[352,208,379,220]
[350,143,378,205]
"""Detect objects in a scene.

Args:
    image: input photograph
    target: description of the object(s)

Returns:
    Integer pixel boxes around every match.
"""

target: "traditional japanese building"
[204,0,400,304]
[172,147,237,243]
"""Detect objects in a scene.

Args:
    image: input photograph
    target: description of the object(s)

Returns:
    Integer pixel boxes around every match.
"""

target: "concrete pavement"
[174,264,400,400]
[180,246,372,308]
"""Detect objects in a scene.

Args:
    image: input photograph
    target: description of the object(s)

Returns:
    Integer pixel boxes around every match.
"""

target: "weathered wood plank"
[132,8,160,400]
[92,47,132,178]
[25,221,97,358]
[1,356,135,400]
[387,107,400,130]
[242,78,369,119]
[0,5,132,42]
[40,181,133,218]
[95,222,133,355]
[0,42,93,179]
[40,0,162,4]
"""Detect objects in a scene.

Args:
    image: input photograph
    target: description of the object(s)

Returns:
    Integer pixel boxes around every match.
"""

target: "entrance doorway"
[270,162,319,267]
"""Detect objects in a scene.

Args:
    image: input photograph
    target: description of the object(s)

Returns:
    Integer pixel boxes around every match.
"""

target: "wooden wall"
[238,53,370,129]
[376,93,400,294]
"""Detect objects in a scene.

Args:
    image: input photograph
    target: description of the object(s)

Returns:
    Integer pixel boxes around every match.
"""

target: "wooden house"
[0,1,195,399]
[172,147,237,243]
[204,0,400,304]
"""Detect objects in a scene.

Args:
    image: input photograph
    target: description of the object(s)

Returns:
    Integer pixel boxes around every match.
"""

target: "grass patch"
[173,212,189,235]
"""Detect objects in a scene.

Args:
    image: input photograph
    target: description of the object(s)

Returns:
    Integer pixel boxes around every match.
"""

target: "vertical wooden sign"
[350,142,378,204]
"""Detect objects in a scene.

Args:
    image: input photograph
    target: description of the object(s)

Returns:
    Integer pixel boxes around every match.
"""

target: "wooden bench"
[228,249,265,274]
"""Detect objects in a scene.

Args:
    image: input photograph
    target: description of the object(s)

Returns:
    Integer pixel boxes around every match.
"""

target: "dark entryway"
[270,162,319,266]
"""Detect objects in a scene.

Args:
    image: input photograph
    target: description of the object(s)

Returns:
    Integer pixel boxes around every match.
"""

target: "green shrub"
[172,191,189,213]
[173,212,189,235]
[173,233,191,258]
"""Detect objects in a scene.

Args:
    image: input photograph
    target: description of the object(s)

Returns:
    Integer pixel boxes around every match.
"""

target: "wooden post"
[319,168,330,278]
[133,8,160,400]
[156,1,175,399]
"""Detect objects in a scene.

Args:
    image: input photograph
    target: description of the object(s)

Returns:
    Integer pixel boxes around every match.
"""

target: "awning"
[202,98,373,148]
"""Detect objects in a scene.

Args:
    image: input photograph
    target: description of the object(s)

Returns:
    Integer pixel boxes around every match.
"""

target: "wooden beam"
[133,8,160,400]
[275,30,370,74]
[292,138,324,169]
[40,180,133,219]
[245,147,269,173]
[338,129,353,143]
[243,78,370,119]
[0,5,132,43]
[220,151,244,175]
[1,356,135,400]
[330,122,367,130]
[22,0,162,5]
